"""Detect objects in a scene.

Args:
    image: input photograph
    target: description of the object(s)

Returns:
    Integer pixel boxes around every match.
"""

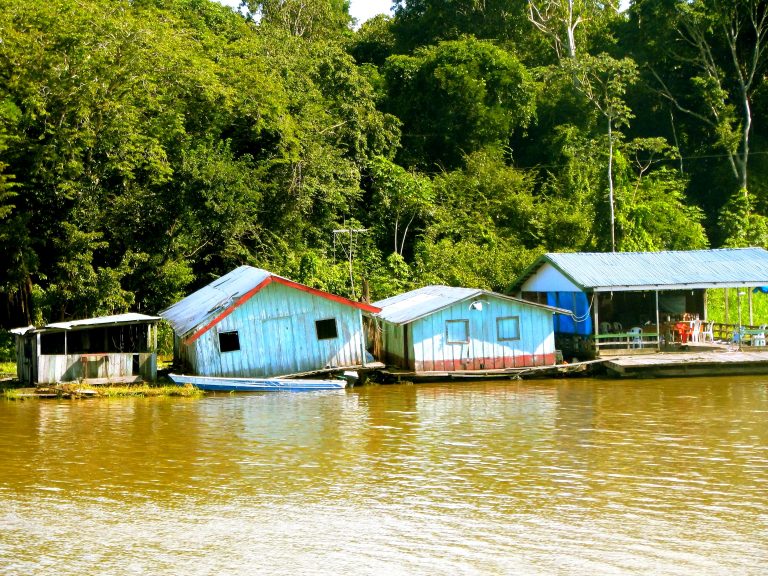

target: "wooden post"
[703,289,708,321]
[725,288,729,324]
[655,290,661,350]
[749,289,753,325]
[594,292,599,336]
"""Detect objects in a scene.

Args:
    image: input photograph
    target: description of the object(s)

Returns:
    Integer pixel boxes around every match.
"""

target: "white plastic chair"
[754,325,767,347]
[702,321,714,343]
[689,319,701,343]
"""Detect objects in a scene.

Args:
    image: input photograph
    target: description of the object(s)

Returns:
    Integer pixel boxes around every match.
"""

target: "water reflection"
[1,378,767,575]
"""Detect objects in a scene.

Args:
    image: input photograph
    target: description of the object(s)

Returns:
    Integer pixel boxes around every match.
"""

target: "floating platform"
[604,350,768,378]
[378,359,607,383]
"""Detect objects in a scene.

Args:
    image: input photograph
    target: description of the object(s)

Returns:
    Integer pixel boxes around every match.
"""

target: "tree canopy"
[1,0,765,327]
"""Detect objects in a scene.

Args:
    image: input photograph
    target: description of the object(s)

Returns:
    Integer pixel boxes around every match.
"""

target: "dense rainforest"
[0,0,767,328]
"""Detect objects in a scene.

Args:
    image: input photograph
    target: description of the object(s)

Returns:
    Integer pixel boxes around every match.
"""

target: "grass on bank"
[0,361,15,378]
[2,381,204,399]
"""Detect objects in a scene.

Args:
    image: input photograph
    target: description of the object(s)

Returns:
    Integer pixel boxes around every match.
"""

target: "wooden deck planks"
[605,350,768,377]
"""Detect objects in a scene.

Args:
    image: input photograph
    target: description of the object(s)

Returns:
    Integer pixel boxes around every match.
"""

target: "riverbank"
[1,380,204,399]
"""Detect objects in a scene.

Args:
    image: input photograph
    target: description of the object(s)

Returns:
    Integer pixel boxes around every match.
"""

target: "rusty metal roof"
[511,248,768,292]
[373,285,567,325]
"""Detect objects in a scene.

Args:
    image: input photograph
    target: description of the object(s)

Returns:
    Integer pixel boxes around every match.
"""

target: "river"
[1,376,767,575]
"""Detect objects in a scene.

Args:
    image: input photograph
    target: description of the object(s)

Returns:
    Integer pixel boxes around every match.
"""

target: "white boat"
[168,373,347,392]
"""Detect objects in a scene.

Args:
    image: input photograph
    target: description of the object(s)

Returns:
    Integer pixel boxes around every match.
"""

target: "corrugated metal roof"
[513,248,768,291]
[159,266,271,336]
[43,313,160,331]
[159,266,380,338]
[373,285,567,325]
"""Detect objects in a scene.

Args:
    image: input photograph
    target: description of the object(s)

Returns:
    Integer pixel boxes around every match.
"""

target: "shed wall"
[520,263,581,292]
[381,321,411,369]
[181,282,366,378]
[33,352,156,384]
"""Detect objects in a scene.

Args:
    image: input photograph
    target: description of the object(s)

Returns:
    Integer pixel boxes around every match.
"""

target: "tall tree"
[247,0,352,39]
[527,0,621,61]
[568,54,639,251]
[391,0,533,54]
[633,0,768,216]
[383,37,536,170]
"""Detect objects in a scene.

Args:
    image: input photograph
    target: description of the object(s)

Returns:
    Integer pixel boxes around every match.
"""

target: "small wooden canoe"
[168,373,347,392]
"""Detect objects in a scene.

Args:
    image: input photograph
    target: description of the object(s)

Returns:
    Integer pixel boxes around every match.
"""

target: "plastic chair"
[628,327,643,348]
[613,322,623,333]
[754,325,767,347]
[600,321,612,334]
[702,321,714,342]
[689,319,701,343]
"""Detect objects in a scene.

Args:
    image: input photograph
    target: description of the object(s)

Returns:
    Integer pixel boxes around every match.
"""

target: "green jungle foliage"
[707,288,768,327]
[0,0,766,327]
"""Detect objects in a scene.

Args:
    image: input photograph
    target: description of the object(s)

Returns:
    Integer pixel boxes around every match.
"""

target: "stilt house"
[12,313,160,385]
[160,266,380,378]
[373,286,566,373]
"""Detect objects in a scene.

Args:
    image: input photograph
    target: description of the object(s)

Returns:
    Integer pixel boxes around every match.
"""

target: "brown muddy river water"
[1,377,767,575]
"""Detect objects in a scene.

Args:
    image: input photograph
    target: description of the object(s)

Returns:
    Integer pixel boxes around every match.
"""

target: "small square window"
[497,316,520,341]
[315,318,338,340]
[219,331,240,352]
[446,319,469,344]
[40,331,65,355]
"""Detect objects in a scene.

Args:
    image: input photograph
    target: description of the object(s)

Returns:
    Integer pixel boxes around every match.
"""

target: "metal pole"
[593,292,599,357]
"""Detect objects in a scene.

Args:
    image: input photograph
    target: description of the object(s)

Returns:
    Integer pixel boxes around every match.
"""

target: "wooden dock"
[604,350,768,378]
[378,359,607,383]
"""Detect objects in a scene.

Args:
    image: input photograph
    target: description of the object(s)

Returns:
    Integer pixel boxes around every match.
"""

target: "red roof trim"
[185,276,273,344]
[184,275,380,344]
[271,276,381,314]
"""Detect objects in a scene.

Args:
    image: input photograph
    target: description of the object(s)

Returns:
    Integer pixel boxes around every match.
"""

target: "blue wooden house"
[160,266,380,378]
[373,286,565,373]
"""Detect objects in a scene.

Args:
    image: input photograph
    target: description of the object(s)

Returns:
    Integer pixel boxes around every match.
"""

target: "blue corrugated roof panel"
[543,248,768,289]
[160,266,271,336]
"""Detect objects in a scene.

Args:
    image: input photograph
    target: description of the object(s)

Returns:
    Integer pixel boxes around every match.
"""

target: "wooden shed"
[373,286,565,373]
[159,266,380,378]
[11,313,160,385]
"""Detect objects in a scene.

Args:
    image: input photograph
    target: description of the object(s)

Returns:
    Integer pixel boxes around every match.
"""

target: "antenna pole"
[333,227,367,298]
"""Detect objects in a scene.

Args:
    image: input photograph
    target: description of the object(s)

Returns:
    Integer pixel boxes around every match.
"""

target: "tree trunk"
[608,116,616,252]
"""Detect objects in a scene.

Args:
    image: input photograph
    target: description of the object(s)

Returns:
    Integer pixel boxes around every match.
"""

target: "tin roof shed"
[512,248,768,293]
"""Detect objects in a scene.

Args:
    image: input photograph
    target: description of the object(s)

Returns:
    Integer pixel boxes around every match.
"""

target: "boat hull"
[168,373,347,392]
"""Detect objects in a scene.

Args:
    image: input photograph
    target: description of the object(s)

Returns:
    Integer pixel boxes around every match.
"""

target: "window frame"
[218,330,241,353]
[497,316,521,342]
[445,319,470,344]
[315,318,339,341]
